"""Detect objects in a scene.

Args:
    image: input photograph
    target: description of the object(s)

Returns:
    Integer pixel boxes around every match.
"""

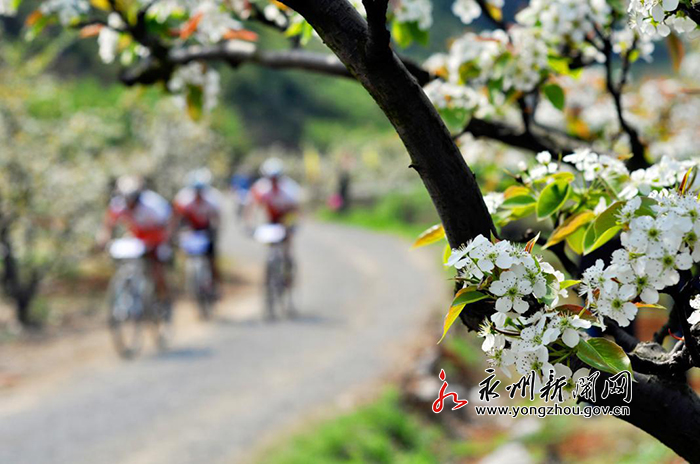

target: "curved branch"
[457,117,583,156]
[601,32,649,171]
[120,40,434,87]
[120,42,353,85]
[628,341,692,377]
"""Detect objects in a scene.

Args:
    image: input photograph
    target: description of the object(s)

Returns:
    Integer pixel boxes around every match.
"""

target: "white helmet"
[187,168,212,190]
[116,175,143,202]
[260,158,284,178]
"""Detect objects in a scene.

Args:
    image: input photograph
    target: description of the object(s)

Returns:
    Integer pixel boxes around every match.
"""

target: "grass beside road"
[317,186,439,241]
[262,390,448,464]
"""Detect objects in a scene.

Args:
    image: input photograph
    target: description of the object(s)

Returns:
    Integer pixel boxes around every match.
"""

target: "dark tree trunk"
[15,294,34,327]
[0,225,41,327]
[595,373,700,463]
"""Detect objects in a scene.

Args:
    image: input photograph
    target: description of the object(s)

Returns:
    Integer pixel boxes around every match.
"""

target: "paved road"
[0,218,444,464]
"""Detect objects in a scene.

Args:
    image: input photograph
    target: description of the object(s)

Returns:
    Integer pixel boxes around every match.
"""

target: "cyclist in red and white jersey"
[246,158,300,274]
[248,158,300,227]
[98,176,172,303]
[172,168,222,290]
[250,158,301,231]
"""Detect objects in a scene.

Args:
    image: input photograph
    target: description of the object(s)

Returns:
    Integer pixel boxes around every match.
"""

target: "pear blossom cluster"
[451,0,503,25]
[190,0,244,43]
[422,80,488,117]
[423,0,659,121]
[39,0,89,25]
[441,26,549,94]
[628,0,699,37]
[392,0,433,30]
[578,189,700,328]
[446,234,595,382]
[449,150,700,387]
[168,62,221,114]
[516,0,611,44]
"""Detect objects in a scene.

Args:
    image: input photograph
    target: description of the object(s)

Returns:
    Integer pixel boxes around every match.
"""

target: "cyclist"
[97,176,173,306]
[246,158,301,278]
[172,168,222,292]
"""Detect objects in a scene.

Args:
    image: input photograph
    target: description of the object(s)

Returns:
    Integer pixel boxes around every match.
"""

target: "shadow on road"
[153,347,215,361]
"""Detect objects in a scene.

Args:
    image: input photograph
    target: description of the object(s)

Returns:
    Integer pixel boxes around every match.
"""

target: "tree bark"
[594,373,700,463]
[279,0,495,248]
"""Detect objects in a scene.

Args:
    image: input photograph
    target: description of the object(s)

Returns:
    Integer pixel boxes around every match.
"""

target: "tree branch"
[592,372,700,462]
[277,0,494,249]
[361,0,391,59]
[601,32,649,171]
[120,42,353,85]
[628,341,692,377]
[456,117,582,156]
[120,39,435,87]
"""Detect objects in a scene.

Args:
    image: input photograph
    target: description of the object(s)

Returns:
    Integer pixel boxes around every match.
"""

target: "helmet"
[187,168,212,190]
[116,175,143,203]
[260,158,284,178]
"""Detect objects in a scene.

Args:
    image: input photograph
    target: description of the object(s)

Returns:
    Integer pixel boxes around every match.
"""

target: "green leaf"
[536,180,571,219]
[576,338,633,377]
[583,223,621,255]
[439,290,489,343]
[594,201,623,236]
[548,56,570,75]
[566,225,587,254]
[636,197,657,217]
[545,210,595,247]
[439,107,472,132]
[443,243,452,265]
[544,83,566,111]
[185,84,204,121]
[501,195,537,208]
[559,280,580,290]
[582,201,624,254]
[412,224,445,249]
[667,33,685,73]
[504,185,531,199]
[510,203,536,220]
[284,20,304,38]
[451,289,489,307]
[628,49,640,63]
[391,20,428,48]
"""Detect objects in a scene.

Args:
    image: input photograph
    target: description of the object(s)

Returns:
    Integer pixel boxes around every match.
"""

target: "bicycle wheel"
[152,299,172,352]
[264,253,285,321]
[194,258,214,320]
[109,277,144,359]
[282,255,297,318]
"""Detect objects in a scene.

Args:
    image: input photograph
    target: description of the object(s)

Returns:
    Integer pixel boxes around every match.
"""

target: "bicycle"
[107,238,171,358]
[254,224,296,321]
[180,230,216,320]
